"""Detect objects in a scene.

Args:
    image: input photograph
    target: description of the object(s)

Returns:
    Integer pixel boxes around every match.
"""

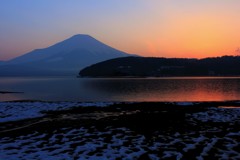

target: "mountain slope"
[0,34,132,76]
[79,56,240,77]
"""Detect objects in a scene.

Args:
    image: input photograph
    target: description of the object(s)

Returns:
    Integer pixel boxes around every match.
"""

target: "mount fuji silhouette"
[0,34,132,76]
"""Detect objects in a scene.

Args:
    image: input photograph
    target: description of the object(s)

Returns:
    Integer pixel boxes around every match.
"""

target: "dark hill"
[79,56,240,77]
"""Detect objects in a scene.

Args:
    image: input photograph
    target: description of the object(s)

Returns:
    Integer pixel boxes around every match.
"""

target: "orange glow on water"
[122,78,240,102]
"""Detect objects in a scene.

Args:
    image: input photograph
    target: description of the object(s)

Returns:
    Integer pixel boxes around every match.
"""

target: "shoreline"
[2,99,240,103]
[1,100,240,133]
[1,100,240,124]
[1,101,240,137]
[1,101,240,159]
[0,91,23,94]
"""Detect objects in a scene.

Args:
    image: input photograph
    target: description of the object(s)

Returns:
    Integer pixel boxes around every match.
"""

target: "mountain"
[79,56,240,77]
[0,61,6,66]
[0,34,132,76]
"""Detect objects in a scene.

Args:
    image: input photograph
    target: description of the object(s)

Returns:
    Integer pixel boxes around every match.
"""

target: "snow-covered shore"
[1,101,240,159]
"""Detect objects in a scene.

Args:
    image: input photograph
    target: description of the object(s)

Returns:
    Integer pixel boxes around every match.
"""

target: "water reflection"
[0,77,240,102]
[82,78,240,101]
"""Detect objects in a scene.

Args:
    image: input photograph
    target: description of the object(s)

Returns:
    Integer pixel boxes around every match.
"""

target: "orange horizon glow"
[101,1,240,59]
[1,0,240,60]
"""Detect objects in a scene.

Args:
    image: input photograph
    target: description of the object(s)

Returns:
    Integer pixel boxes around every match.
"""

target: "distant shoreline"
[0,91,23,94]
[77,75,240,78]
[2,99,240,103]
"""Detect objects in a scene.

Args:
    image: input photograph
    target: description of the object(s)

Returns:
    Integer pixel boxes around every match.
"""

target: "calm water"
[1,77,240,102]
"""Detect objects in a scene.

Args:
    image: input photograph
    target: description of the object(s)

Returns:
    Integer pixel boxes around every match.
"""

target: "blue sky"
[1,0,240,60]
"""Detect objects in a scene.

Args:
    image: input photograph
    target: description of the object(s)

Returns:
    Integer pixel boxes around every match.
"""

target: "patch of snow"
[1,126,240,159]
[0,102,113,123]
[189,107,240,122]
[197,138,218,159]
[176,102,193,106]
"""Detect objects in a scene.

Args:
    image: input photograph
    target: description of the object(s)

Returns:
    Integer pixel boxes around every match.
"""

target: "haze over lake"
[1,77,240,102]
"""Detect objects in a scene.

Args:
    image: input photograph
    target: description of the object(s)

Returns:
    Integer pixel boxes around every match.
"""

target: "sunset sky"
[1,0,240,60]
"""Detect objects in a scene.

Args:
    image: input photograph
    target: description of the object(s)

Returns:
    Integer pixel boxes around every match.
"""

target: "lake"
[1,77,240,102]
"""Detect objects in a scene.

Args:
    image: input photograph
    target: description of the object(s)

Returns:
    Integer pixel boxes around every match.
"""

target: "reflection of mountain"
[79,56,240,77]
[0,34,132,76]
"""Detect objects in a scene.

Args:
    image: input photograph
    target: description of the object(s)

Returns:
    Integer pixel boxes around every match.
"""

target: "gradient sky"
[1,0,240,60]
